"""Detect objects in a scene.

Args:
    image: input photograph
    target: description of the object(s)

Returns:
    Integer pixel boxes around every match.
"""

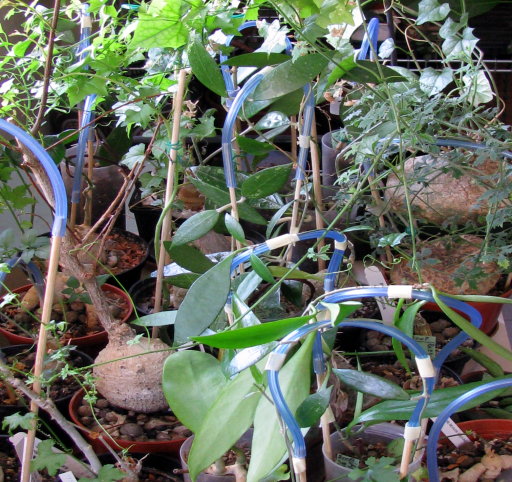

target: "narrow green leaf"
[241,164,292,199]
[392,301,425,373]
[131,311,177,327]
[252,54,330,101]
[164,242,215,274]
[266,200,294,238]
[191,315,314,348]
[334,369,410,400]
[221,52,290,67]
[250,254,275,284]
[295,387,333,428]
[431,287,512,362]
[350,376,512,428]
[171,210,220,246]
[225,212,246,244]
[174,255,233,344]
[460,347,504,377]
[232,293,261,328]
[188,366,263,480]
[267,266,322,281]
[162,351,227,433]
[248,334,315,481]
[188,40,227,97]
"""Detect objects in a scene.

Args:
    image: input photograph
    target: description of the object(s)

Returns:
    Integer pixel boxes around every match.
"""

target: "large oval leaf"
[164,241,215,274]
[188,40,227,97]
[131,311,177,327]
[333,369,410,400]
[224,212,246,244]
[174,254,233,344]
[162,351,227,433]
[252,54,330,100]
[295,387,332,428]
[249,254,275,284]
[171,210,219,247]
[191,315,314,348]
[241,164,292,199]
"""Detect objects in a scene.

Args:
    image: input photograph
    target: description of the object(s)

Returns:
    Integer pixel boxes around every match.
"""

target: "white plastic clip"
[415,356,436,378]
[81,15,92,29]
[387,285,413,299]
[403,424,422,441]
[265,352,287,371]
[334,239,347,251]
[298,135,310,148]
[266,233,300,250]
[292,457,307,474]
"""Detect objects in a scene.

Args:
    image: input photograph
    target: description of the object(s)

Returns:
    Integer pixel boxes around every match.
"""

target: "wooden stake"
[317,372,332,461]
[310,120,326,272]
[20,235,63,482]
[153,69,188,337]
[84,138,94,226]
[399,438,414,479]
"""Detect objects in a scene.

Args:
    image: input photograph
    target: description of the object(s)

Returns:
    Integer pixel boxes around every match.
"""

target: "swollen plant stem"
[21,235,62,482]
[153,69,188,337]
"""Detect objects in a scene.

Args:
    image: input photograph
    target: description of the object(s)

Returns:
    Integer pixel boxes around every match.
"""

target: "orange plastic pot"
[455,419,512,440]
[69,389,186,455]
[0,283,133,347]
[422,287,512,335]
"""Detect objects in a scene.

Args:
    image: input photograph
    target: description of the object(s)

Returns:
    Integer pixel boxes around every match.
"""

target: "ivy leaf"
[188,40,227,97]
[171,210,220,246]
[442,27,479,59]
[30,440,67,476]
[2,412,36,432]
[417,0,450,25]
[419,67,453,96]
[462,70,494,106]
[120,143,146,169]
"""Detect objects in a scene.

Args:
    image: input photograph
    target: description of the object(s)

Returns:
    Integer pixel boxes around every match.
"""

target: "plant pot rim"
[69,388,186,455]
[0,283,133,346]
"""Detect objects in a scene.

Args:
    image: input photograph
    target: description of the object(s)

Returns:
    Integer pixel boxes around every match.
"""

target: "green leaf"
[252,54,329,101]
[417,0,450,25]
[190,178,267,225]
[334,369,410,400]
[295,387,332,427]
[130,0,188,49]
[30,440,67,476]
[221,52,290,67]
[323,301,363,325]
[392,301,425,372]
[461,347,504,377]
[188,366,263,480]
[327,58,406,86]
[174,254,233,344]
[431,288,512,362]
[78,465,125,482]
[188,40,227,97]
[191,315,315,348]
[164,273,200,289]
[266,200,294,238]
[267,266,322,281]
[237,136,275,156]
[442,26,479,59]
[120,143,146,169]
[250,254,275,284]
[163,351,227,433]
[131,311,177,327]
[351,376,512,428]
[232,293,261,328]
[171,210,220,246]
[164,242,215,274]
[248,333,315,481]
[2,412,35,432]
[241,164,292,199]
[419,67,453,96]
[225,212,246,244]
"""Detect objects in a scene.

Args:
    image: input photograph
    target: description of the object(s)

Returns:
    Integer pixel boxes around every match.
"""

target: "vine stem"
[153,69,188,337]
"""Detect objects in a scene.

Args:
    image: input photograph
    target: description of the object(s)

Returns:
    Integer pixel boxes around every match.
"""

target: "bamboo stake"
[290,115,298,164]
[310,120,326,271]
[20,234,63,482]
[399,439,414,479]
[153,69,188,337]
[317,372,332,461]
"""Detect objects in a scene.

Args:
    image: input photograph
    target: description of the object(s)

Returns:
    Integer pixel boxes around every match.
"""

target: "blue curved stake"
[71,5,97,210]
[427,378,512,481]
[358,17,380,61]
[266,285,482,477]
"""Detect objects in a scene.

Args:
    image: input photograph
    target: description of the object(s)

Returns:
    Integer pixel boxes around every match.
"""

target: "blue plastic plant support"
[266,285,481,470]
[426,377,512,481]
[71,5,97,206]
[0,256,45,301]
[357,17,380,61]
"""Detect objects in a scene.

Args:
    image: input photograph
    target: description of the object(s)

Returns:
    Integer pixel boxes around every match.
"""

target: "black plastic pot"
[129,277,157,317]
[129,188,163,243]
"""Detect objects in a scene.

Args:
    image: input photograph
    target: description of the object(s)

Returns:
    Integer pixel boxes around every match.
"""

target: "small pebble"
[78,405,93,417]
[120,423,144,438]
[442,327,459,338]
[70,301,85,312]
[96,399,109,409]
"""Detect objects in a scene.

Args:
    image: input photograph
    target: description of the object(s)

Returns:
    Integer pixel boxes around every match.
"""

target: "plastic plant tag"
[336,453,360,469]
[59,473,78,482]
[431,417,472,448]
[413,335,437,358]
[363,265,395,325]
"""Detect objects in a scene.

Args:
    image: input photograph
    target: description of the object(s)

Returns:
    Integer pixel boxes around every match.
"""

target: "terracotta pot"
[422,287,512,336]
[69,388,186,455]
[179,430,253,482]
[452,419,512,440]
[0,283,133,348]
[323,423,424,481]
